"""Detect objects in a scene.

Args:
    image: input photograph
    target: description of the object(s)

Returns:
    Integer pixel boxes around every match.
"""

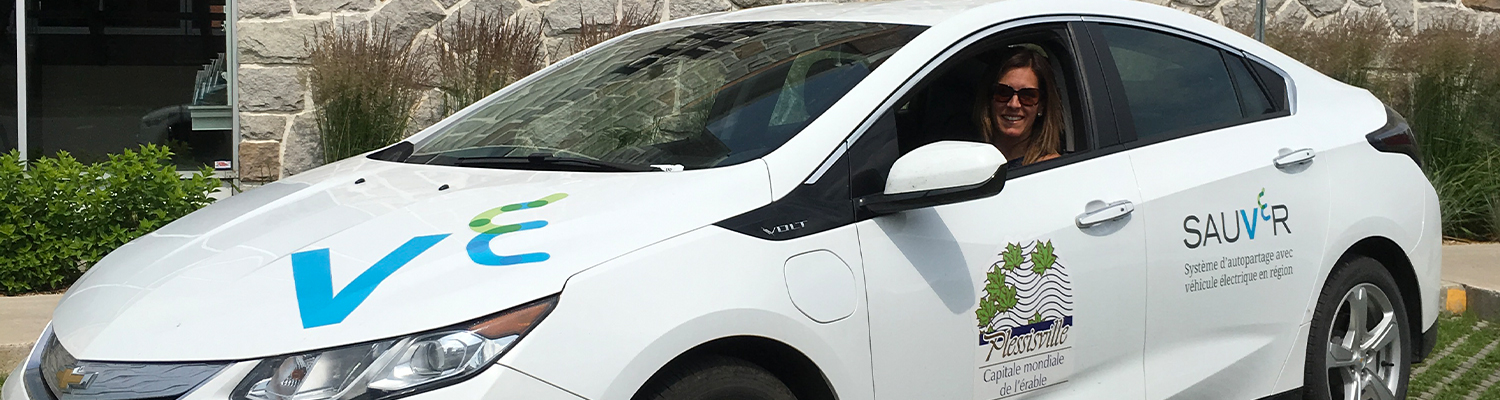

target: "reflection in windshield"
[406,21,925,170]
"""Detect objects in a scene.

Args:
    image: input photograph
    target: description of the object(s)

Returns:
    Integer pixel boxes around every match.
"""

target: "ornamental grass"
[307,23,432,164]
[572,2,660,54]
[433,12,547,116]
[1268,18,1500,240]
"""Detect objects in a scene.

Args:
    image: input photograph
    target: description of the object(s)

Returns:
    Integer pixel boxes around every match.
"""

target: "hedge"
[0,145,219,295]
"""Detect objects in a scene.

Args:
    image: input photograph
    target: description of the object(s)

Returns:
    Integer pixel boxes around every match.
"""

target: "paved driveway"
[0,294,59,374]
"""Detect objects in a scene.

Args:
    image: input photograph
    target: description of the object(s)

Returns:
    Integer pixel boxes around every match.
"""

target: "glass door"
[2,1,16,155]
[22,0,229,170]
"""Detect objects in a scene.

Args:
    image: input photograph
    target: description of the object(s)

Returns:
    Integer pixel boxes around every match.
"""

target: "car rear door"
[1083,20,1335,399]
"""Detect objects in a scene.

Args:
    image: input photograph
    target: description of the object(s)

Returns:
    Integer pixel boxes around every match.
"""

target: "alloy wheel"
[1325,283,1403,400]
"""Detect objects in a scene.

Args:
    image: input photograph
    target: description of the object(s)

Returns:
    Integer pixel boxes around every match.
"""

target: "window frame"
[817,17,1122,195]
[1244,53,1295,114]
[1079,18,1295,149]
[1223,50,1276,119]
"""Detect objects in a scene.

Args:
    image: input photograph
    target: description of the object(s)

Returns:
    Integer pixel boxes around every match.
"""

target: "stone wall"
[1152,0,1499,35]
[234,0,1500,183]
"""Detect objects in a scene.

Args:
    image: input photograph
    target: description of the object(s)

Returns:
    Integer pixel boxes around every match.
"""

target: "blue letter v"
[291,234,450,329]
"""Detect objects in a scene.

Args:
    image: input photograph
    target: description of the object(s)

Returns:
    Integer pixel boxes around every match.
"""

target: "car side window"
[1226,54,1275,117]
[848,23,1099,200]
[1094,24,1242,141]
[1245,57,1290,113]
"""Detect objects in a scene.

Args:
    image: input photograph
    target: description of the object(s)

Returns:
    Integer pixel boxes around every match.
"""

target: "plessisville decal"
[290,193,568,329]
[974,240,1073,399]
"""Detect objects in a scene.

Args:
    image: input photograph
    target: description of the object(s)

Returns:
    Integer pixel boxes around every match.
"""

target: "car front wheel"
[634,356,797,400]
[1305,256,1411,400]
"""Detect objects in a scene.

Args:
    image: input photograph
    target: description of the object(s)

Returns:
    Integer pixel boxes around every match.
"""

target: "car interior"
[887,28,1089,168]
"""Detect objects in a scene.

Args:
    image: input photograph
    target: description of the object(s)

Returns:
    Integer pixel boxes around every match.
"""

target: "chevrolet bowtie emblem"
[55,366,96,393]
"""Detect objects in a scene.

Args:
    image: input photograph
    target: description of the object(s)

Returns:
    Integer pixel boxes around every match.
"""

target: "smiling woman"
[401,21,926,171]
[975,47,1064,166]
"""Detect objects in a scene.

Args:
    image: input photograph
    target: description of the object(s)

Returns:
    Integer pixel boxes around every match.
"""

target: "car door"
[847,21,1149,400]
[1083,21,1334,399]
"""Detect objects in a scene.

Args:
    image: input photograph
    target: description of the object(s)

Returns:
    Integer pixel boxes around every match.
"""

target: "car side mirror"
[857,141,1007,215]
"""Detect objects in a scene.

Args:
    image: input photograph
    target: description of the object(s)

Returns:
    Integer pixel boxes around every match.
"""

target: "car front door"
[850,21,1149,400]
[1084,21,1334,399]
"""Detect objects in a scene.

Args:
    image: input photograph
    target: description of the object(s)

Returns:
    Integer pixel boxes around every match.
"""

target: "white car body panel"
[1,364,22,400]
[859,152,1148,399]
[50,158,771,362]
[505,225,873,400]
[3,0,1442,399]
[1129,105,1336,399]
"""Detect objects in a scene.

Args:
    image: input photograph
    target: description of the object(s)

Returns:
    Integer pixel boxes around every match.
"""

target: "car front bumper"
[2,356,584,400]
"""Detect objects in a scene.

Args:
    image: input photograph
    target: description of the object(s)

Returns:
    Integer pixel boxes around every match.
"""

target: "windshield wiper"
[451,155,656,172]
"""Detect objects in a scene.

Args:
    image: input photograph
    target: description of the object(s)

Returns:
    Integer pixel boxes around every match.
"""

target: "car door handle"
[1274,148,1316,169]
[1076,200,1134,229]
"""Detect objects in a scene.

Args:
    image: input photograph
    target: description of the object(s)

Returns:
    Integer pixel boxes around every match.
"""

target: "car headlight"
[231,297,555,400]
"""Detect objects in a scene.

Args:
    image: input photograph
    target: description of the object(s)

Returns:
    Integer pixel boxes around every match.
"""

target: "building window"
[12,0,232,171]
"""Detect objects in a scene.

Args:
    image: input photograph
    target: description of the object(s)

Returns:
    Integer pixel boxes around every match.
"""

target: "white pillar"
[14,0,24,163]
[228,0,240,192]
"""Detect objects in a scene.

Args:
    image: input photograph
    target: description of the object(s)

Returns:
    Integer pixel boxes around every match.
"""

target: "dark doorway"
[25,0,229,168]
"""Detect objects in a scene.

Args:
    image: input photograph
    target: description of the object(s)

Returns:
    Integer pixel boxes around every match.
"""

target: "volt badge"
[762,220,807,236]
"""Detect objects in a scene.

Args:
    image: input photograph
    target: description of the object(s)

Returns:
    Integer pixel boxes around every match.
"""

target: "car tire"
[1304,256,1411,400]
[635,355,797,400]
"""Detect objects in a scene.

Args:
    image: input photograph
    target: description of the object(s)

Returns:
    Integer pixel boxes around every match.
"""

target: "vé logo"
[290,193,567,329]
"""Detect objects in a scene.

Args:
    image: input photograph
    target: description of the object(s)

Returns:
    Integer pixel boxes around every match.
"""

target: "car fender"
[500,225,871,400]
[1314,218,1420,318]
[1310,126,1436,329]
[598,309,843,399]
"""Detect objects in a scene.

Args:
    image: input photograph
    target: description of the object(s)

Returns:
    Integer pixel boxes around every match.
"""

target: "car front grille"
[24,327,227,400]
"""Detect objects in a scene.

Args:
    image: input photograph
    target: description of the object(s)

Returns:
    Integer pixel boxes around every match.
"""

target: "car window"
[1247,57,1290,113]
[847,24,1095,199]
[1095,24,1241,141]
[403,21,925,170]
[1225,53,1275,117]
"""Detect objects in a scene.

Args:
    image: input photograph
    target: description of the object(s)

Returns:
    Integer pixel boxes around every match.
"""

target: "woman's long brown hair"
[973,48,1064,165]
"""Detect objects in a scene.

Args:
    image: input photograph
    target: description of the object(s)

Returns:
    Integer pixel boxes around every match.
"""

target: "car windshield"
[404,21,925,171]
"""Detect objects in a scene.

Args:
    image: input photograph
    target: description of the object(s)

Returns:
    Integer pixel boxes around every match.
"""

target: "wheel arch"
[1341,235,1423,357]
[632,336,838,400]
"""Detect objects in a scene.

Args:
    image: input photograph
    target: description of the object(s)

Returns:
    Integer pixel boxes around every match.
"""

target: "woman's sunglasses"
[992,83,1042,106]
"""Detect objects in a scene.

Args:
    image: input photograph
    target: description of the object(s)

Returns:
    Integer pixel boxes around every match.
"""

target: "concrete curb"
[1441,282,1500,322]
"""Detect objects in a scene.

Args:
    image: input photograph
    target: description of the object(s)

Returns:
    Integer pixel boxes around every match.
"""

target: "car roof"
[653,0,1004,28]
[644,0,1315,85]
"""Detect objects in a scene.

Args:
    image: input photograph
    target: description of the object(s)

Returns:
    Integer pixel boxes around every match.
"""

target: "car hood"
[50,157,771,362]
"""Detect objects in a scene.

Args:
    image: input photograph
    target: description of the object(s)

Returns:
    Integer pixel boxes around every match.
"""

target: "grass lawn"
[1409,313,1500,399]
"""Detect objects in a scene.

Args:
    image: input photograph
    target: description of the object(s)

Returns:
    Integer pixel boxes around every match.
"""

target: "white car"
[3,0,1440,399]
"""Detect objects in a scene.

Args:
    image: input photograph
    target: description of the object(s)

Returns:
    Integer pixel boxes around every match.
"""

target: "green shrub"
[0,145,219,295]
[307,23,431,164]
